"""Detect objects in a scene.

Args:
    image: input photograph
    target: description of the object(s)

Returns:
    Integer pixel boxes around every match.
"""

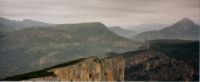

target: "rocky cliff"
[2,57,124,81]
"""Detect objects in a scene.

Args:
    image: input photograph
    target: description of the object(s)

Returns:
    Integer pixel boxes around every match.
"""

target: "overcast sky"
[0,0,199,26]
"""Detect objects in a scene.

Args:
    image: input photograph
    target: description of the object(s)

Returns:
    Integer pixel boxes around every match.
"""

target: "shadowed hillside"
[122,50,198,81]
[106,40,199,81]
[144,39,199,70]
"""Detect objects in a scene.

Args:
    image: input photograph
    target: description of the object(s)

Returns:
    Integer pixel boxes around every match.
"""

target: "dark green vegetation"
[1,58,85,81]
[146,39,199,70]
[108,39,199,81]
[122,50,198,81]
[107,40,199,81]
[0,22,142,79]
[133,18,199,41]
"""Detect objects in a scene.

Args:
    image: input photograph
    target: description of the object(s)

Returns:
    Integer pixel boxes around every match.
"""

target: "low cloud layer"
[0,0,199,26]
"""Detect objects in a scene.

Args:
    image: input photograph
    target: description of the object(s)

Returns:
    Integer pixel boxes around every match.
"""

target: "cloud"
[0,0,199,26]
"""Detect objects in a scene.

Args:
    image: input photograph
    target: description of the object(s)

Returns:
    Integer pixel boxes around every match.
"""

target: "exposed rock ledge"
[3,57,124,81]
[50,57,124,81]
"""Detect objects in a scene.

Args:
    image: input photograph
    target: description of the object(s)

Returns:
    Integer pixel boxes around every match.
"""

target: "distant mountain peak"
[22,19,50,27]
[22,19,42,23]
[133,18,199,41]
[176,18,195,25]
[0,17,7,20]
[0,17,10,22]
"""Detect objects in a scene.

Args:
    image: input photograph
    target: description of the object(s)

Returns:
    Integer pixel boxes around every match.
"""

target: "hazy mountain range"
[123,23,169,33]
[0,21,142,79]
[133,18,199,41]
[0,17,199,81]
[2,17,198,41]
[109,26,137,38]
[108,18,199,41]
[0,17,51,34]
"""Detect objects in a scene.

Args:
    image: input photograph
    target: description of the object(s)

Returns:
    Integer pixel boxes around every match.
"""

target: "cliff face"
[48,57,124,81]
[15,57,124,81]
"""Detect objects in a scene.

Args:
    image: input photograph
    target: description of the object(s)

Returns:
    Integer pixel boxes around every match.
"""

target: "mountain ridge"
[132,18,199,41]
[0,17,51,34]
[0,22,142,79]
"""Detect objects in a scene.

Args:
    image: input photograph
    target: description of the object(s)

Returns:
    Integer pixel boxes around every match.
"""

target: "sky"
[0,0,200,26]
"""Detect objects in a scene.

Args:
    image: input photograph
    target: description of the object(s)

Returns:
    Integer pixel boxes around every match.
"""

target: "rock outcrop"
[47,57,124,81]
[2,57,124,81]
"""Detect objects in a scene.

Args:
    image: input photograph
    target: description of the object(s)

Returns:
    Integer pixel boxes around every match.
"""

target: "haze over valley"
[0,0,199,81]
